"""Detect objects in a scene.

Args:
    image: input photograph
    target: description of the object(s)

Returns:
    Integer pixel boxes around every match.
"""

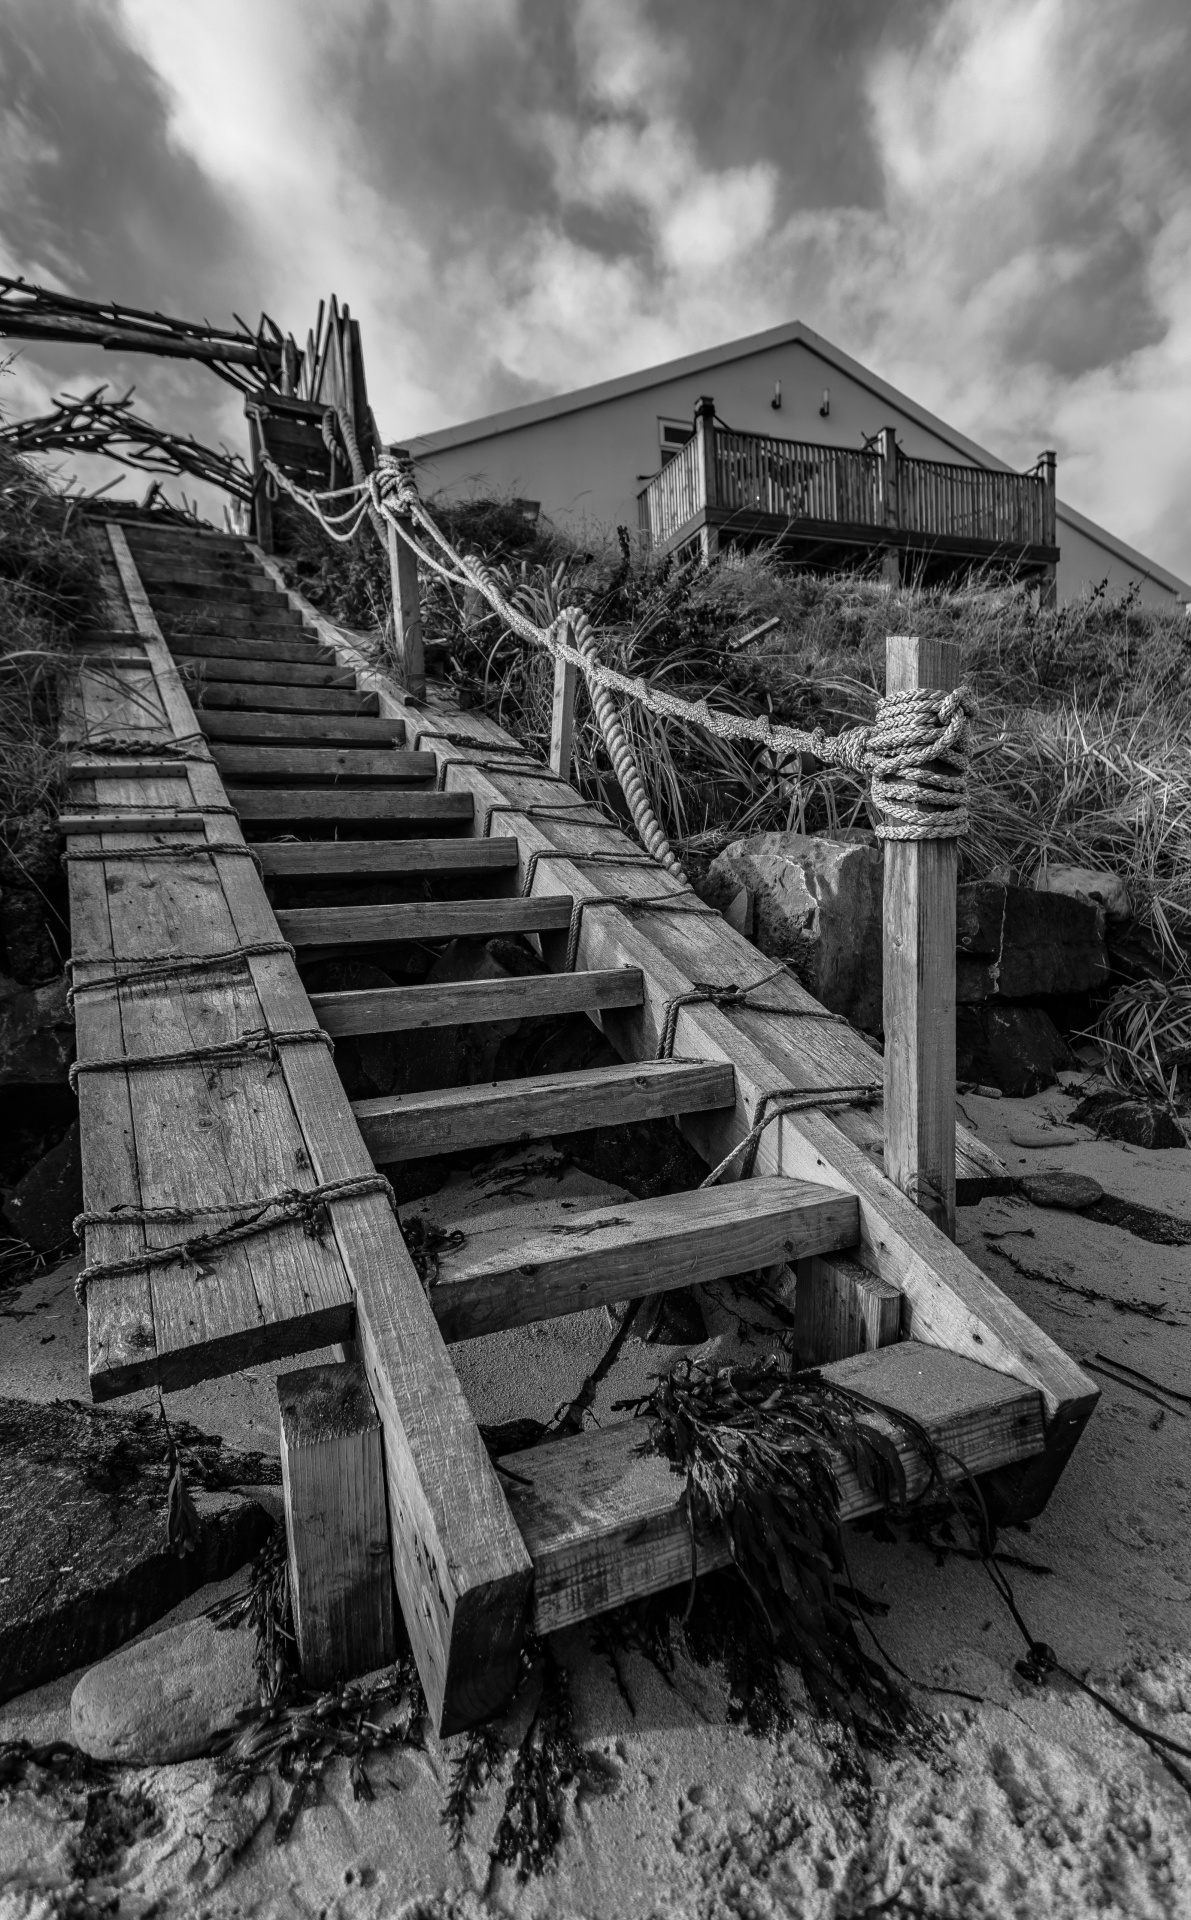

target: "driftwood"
[1,386,253,501]
[0,276,281,392]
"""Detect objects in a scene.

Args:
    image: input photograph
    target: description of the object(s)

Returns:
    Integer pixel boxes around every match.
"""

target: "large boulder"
[0,971,74,1083]
[956,881,1109,1002]
[2,1118,82,1249]
[1035,864,1131,923]
[702,831,883,1032]
[956,1004,1077,1096]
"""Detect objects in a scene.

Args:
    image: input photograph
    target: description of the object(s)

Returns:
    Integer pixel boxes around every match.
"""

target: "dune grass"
[276,498,1191,980]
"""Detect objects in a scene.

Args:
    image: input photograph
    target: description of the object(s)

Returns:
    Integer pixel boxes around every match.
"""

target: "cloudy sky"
[2,0,1189,576]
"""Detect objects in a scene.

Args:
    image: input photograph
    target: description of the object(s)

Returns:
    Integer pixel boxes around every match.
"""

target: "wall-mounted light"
[819,388,830,418]
[771,380,782,411]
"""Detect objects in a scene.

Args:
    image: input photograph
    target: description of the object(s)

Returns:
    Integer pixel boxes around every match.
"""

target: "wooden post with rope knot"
[882,634,959,1239]
[385,446,425,699]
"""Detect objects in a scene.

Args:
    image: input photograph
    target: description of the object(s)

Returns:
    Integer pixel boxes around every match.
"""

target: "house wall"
[405,338,1189,609]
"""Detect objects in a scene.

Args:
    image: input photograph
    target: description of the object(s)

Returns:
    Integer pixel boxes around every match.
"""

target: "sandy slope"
[2,1101,1190,1919]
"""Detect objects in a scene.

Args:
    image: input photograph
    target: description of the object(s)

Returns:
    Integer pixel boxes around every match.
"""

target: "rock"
[956,1005,1077,1097]
[3,1118,82,1249]
[0,811,62,889]
[1069,1091,1186,1149]
[1035,864,1131,923]
[0,1396,278,1702]
[0,889,62,984]
[956,882,1109,1002]
[0,971,74,1083]
[71,1615,258,1763]
[1020,1171,1104,1209]
[702,831,883,1031]
[1007,1123,1081,1148]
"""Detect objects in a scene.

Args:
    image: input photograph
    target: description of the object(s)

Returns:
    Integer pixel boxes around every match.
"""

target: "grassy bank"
[278,500,1191,977]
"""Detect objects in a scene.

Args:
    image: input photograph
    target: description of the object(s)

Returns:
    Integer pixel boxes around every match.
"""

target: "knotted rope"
[68,1024,332,1091]
[74,1171,394,1301]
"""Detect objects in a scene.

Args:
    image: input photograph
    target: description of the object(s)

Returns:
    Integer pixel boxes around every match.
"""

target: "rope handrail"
[255,445,973,849]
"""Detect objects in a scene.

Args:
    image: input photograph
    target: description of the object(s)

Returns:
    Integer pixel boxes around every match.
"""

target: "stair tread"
[276,893,569,944]
[257,838,513,877]
[427,1175,859,1341]
[498,1346,1047,1633]
[309,965,643,1035]
[211,745,435,782]
[354,1057,736,1163]
[198,710,405,745]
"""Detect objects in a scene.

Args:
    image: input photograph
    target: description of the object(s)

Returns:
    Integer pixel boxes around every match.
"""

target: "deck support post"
[881,634,959,1240]
[385,448,425,700]
[278,1359,397,1689]
[792,1254,903,1364]
[549,637,578,782]
[694,395,719,566]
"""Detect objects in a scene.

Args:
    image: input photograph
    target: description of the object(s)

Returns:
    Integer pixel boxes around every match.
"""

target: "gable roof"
[403,319,1191,599]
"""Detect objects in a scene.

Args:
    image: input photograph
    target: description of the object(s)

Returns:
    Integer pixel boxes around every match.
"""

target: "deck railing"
[637,412,1055,555]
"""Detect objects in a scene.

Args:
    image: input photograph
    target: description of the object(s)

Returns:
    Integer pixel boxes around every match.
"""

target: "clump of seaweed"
[208,1519,295,1699]
[620,1357,927,1740]
[488,1642,586,1884]
[442,1724,506,1848]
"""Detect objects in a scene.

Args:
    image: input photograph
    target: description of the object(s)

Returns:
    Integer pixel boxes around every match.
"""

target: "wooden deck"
[63,515,1096,1734]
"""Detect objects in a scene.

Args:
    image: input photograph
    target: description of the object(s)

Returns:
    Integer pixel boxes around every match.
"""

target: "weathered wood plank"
[209,745,436,784]
[232,790,468,827]
[354,1058,735,1163]
[175,656,356,689]
[169,633,336,665]
[198,709,406,746]
[276,895,571,948]
[258,837,516,879]
[429,1177,858,1342]
[278,1360,396,1688]
[194,684,380,714]
[310,966,643,1036]
[500,1345,1047,1634]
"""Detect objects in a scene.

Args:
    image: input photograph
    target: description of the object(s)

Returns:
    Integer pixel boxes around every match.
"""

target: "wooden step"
[231,788,459,826]
[170,633,336,666]
[428,1176,858,1342]
[310,965,643,1036]
[135,565,272,593]
[155,601,305,630]
[257,837,515,878]
[354,1058,735,1163]
[277,894,571,947]
[148,578,282,605]
[197,709,406,746]
[498,1344,1047,1634]
[195,685,380,715]
[176,656,356,689]
[210,744,435,784]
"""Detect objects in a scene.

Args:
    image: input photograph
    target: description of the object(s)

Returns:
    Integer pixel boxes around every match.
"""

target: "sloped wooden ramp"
[64,514,1096,1733]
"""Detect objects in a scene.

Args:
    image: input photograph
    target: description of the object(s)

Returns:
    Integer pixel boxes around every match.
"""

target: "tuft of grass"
[0,439,104,820]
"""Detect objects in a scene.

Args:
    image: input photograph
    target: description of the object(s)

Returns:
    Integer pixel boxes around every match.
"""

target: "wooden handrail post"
[694,395,719,564]
[882,634,959,1239]
[549,628,578,782]
[246,407,273,554]
[385,446,425,699]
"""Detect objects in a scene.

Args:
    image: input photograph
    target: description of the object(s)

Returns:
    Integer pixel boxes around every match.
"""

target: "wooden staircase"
[63,514,1097,1735]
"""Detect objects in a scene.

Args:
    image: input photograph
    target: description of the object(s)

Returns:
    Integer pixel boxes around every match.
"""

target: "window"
[659,418,694,467]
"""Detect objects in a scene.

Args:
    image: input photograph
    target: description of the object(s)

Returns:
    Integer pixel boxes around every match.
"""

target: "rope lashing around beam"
[654,967,848,1061]
[564,892,722,974]
[71,731,212,760]
[63,843,264,871]
[481,801,610,837]
[701,1084,882,1188]
[68,1024,333,1091]
[67,939,296,1004]
[257,446,975,849]
[73,1171,394,1301]
[521,846,656,897]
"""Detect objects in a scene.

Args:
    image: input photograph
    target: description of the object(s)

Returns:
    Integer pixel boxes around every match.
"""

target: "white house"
[404,320,1189,609]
